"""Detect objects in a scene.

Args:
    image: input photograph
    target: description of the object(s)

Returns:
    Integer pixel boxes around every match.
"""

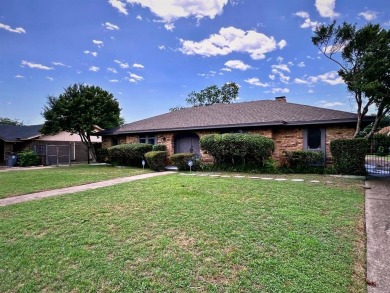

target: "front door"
[174,133,200,155]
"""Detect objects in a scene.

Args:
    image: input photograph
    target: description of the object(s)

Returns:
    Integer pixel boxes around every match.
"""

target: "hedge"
[18,149,40,166]
[107,143,153,166]
[330,138,367,175]
[152,144,167,151]
[144,151,167,171]
[171,153,199,171]
[200,133,274,165]
[285,150,324,168]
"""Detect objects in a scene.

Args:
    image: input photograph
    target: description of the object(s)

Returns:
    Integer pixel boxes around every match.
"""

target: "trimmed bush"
[200,133,274,166]
[286,150,324,168]
[144,151,167,171]
[171,153,199,171]
[330,138,367,175]
[18,149,40,166]
[95,148,109,163]
[107,143,153,166]
[152,144,167,151]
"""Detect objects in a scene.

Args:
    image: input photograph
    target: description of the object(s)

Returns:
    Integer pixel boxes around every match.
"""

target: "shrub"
[369,133,390,156]
[95,148,109,163]
[171,153,200,171]
[152,144,167,151]
[144,151,167,171]
[107,143,153,166]
[330,138,367,175]
[285,150,324,169]
[200,133,274,166]
[18,149,40,166]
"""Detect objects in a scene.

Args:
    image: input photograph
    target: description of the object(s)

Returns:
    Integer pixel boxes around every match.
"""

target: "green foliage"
[201,159,279,174]
[186,82,239,107]
[170,153,199,171]
[0,117,24,126]
[107,143,153,166]
[369,133,390,156]
[152,144,167,151]
[41,83,122,162]
[330,139,368,175]
[200,133,274,166]
[285,150,324,170]
[95,148,109,163]
[17,149,40,167]
[144,151,167,171]
[312,21,390,138]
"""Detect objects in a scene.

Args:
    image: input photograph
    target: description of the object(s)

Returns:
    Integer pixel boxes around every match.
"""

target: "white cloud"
[277,40,287,49]
[89,66,100,72]
[114,60,130,69]
[180,26,280,60]
[267,88,290,94]
[133,63,144,69]
[136,15,142,21]
[92,40,104,47]
[384,21,390,27]
[294,11,309,18]
[224,60,252,71]
[52,61,70,67]
[108,0,128,15]
[297,61,305,68]
[164,23,175,31]
[109,79,119,83]
[84,50,98,57]
[221,67,232,72]
[128,72,143,81]
[317,100,344,108]
[46,76,54,81]
[271,64,290,73]
[315,0,339,18]
[268,74,275,80]
[15,75,24,78]
[107,67,118,73]
[158,45,166,50]
[359,11,378,21]
[244,78,269,87]
[21,60,53,70]
[295,71,344,85]
[127,0,229,30]
[198,71,217,78]
[103,22,119,30]
[0,23,26,34]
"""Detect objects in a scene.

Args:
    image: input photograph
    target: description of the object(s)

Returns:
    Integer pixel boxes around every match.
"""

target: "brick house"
[98,97,373,165]
[0,124,101,165]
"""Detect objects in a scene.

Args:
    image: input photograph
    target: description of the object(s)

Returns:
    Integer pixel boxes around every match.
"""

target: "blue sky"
[1,0,389,125]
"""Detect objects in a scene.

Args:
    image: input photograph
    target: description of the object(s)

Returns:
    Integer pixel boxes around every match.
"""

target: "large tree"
[170,82,239,111]
[41,84,123,162]
[312,21,390,138]
[0,117,23,126]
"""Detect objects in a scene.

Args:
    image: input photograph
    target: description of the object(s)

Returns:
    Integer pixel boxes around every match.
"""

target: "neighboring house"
[98,97,374,165]
[378,126,390,136]
[0,124,101,165]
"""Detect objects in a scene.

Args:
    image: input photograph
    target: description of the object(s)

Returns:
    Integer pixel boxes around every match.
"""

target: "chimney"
[275,96,287,102]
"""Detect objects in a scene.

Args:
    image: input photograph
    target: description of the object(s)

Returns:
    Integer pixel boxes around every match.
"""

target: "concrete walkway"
[365,176,390,292]
[0,171,176,207]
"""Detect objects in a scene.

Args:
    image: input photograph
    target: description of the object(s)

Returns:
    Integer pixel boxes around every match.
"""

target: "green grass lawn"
[0,164,151,199]
[0,174,366,292]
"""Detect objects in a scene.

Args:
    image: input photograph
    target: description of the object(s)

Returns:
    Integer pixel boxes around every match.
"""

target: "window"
[307,128,321,150]
[139,135,155,145]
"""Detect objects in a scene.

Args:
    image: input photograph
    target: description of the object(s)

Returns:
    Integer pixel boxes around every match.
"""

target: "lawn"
[0,174,366,292]
[0,164,151,199]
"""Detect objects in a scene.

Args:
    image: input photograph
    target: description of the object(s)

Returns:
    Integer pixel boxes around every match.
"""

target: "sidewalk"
[365,176,390,293]
[0,171,176,207]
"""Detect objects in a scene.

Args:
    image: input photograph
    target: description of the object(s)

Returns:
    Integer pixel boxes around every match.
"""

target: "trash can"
[7,155,17,167]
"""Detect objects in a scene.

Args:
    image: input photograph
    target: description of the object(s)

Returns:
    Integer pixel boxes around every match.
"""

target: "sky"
[1,0,389,125]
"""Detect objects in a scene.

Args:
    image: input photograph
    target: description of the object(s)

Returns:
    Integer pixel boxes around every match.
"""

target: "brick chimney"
[275,96,287,102]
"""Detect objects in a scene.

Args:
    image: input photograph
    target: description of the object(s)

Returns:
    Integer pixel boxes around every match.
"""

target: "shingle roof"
[0,124,42,142]
[99,99,369,135]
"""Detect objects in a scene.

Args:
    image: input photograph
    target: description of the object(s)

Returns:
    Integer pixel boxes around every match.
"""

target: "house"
[0,124,101,165]
[378,126,390,136]
[98,97,374,165]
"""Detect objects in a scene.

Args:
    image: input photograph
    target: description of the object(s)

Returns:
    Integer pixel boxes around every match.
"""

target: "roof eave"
[107,118,360,135]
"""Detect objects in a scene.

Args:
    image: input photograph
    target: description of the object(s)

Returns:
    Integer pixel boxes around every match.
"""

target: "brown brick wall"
[101,124,356,166]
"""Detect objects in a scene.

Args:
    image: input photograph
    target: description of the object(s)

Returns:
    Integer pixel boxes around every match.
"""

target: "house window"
[139,135,155,145]
[307,128,322,150]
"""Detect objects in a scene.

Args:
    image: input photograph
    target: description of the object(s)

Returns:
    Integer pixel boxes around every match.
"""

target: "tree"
[169,82,239,111]
[312,21,390,138]
[0,117,23,126]
[41,83,122,162]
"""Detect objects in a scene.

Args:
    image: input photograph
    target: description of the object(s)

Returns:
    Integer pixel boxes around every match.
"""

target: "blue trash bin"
[7,155,17,167]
